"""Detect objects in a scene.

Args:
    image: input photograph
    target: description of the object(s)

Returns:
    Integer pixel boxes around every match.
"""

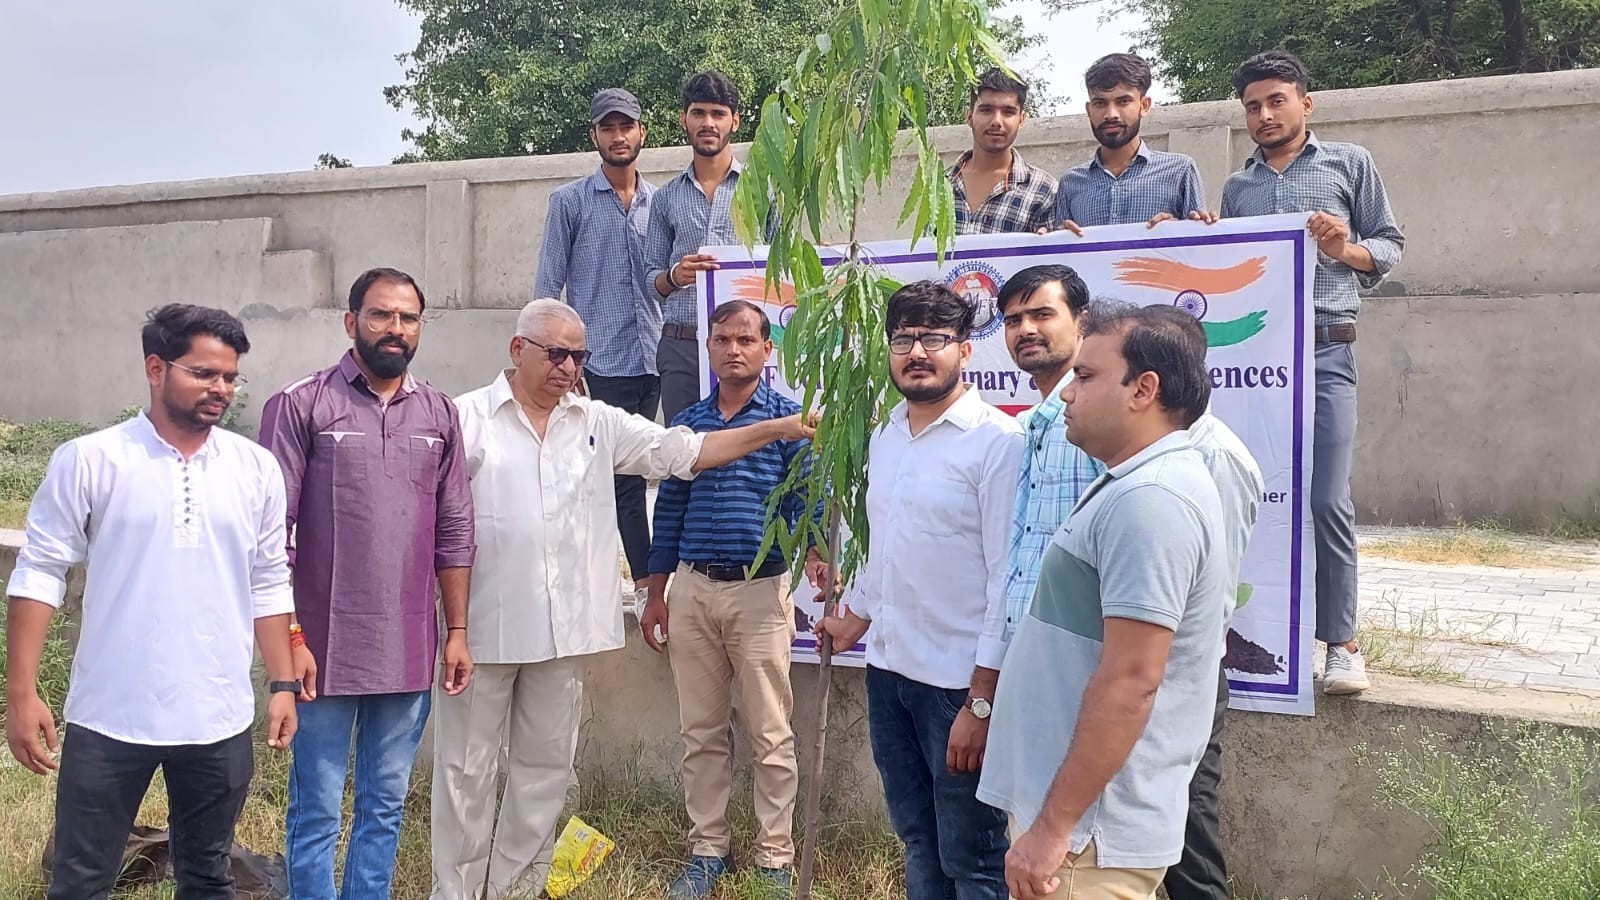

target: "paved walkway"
[1356,526,1600,695]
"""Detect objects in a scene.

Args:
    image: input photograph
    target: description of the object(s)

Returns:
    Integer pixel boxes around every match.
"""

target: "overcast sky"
[0,0,1160,195]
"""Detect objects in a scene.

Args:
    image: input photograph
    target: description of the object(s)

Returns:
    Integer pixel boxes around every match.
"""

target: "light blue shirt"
[1055,142,1205,228]
[535,169,660,377]
[643,159,745,327]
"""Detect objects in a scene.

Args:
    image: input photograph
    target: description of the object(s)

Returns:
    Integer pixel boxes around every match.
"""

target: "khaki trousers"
[1007,827,1166,900]
[430,658,584,900]
[667,564,799,867]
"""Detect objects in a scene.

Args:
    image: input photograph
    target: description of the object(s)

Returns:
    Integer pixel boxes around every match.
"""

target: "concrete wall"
[2,70,1599,522]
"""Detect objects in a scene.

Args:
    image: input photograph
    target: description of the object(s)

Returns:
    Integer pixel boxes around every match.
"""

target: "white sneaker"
[1323,645,1371,695]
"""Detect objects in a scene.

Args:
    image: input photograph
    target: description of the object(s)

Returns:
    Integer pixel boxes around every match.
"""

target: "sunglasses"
[520,336,592,368]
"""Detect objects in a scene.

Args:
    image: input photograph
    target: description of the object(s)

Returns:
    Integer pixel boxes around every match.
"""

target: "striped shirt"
[1219,133,1404,325]
[535,168,661,377]
[1055,143,1205,228]
[644,159,746,328]
[646,382,810,574]
[1002,379,1105,643]
[949,149,1058,235]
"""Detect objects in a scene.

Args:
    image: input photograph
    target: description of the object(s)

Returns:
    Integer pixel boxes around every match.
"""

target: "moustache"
[903,363,936,374]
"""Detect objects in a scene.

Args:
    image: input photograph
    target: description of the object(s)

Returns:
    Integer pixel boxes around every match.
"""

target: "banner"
[698,215,1318,715]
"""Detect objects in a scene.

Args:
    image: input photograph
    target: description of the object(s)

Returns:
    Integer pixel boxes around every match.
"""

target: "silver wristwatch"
[966,696,993,720]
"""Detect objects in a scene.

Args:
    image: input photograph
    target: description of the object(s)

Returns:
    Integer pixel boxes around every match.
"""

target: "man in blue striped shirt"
[1051,53,1209,235]
[1221,50,1404,697]
[536,87,661,600]
[641,299,817,899]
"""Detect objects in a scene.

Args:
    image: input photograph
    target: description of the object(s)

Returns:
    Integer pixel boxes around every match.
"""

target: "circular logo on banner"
[1174,289,1209,320]
[944,262,1006,339]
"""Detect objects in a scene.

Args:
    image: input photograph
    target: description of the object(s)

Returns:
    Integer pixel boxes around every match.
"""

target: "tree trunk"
[796,510,846,900]
[1499,0,1531,71]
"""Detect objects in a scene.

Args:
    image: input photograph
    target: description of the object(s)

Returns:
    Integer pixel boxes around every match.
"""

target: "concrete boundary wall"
[2,70,1598,522]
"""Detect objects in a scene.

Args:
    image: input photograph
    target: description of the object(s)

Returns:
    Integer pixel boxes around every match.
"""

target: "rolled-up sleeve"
[6,442,90,608]
[433,399,477,570]
[1351,149,1404,289]
[606,405,705,481]
[251,454,295,618]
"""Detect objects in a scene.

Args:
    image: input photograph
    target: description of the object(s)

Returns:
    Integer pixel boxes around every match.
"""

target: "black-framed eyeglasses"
[165,359,247,388]
[888,332,959,355]
[519,336,592,368]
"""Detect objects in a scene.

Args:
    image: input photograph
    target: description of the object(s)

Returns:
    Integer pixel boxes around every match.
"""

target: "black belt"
[688,559,787,582]
[1315,324,1356,344]
[662,323,697,340]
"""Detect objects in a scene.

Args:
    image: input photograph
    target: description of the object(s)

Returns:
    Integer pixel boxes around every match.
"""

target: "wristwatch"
[269,680,304,696]
[966,696,993,720]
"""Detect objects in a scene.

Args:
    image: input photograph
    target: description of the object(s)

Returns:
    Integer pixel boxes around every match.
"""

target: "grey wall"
[2,70,1598,525]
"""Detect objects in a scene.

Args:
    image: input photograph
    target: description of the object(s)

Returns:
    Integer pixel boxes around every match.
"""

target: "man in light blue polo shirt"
[979,302,1230,900]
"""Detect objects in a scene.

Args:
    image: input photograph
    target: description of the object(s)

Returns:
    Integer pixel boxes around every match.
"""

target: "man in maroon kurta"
[260,266,475,900]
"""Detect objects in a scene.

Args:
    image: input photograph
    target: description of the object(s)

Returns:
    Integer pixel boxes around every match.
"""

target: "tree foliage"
[383,0,1038,161]
[1058,0,1598,102]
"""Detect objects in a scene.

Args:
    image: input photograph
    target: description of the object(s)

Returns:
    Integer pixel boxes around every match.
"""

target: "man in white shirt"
[430,299,813,900]
[6,304,298,900]
[816,281,1024,900]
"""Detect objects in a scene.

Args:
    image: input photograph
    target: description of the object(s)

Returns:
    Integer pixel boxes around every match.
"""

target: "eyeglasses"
[165,360,247,388]
[360,308,425,334]
[519,336,592,368]
[888,332,959,355]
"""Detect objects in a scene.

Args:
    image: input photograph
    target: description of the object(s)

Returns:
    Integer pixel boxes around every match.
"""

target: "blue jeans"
[866,666,1007,900]
[286,691,431,900]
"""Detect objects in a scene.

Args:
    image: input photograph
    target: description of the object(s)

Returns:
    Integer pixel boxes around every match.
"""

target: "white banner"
[698,215,1318,715]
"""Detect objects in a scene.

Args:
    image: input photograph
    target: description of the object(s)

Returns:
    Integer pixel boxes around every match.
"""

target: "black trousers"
[1163,666,1230,900]
[584,370,662,581]
[49,724,254,900]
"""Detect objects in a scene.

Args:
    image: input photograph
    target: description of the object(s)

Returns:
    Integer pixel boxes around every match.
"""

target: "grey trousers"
[657,333,702,424]
[1313,341,1359,644]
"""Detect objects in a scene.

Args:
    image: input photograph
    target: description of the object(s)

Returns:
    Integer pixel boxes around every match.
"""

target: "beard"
[1254,122,1303,151]
[1012,338,1073,377]
[356,332,415,379]
[600,143,641,167]
[692,130,729,157]
[162,386,228,432]
[892,362,962,403]
[1093,116,1142,150]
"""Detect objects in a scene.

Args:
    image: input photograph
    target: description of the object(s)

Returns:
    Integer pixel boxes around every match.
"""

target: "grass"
[1355,591,1528,684]
[1362,522,1594,569]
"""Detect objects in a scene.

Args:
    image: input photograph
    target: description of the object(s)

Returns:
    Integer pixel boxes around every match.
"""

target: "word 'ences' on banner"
[697,215,1318,716]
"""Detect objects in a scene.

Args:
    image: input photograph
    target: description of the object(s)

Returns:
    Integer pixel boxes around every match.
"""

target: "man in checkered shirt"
[948,68,1057,235]
[1220,50,1405,698]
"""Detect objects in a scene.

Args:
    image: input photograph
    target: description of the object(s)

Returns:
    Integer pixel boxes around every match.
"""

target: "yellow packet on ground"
[544,815,616,898]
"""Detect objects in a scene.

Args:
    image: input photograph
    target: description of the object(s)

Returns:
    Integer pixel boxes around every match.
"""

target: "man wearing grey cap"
[535,87,660,606]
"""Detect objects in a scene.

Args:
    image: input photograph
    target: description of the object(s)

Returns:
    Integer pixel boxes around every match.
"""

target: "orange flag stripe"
[1112,256,1267,294]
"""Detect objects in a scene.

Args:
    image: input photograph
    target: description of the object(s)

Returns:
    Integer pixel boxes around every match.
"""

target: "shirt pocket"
[407,434,445,491]
[314,430,369,480]
[906,475,975,538]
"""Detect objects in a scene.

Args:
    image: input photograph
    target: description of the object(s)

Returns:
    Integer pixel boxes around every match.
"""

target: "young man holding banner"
[1220,50,1405,695]
[949,68,1057,235]
[816,281,1024,900]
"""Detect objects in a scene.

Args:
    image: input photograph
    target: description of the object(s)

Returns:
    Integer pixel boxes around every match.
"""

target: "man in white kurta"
[430,300,811,900]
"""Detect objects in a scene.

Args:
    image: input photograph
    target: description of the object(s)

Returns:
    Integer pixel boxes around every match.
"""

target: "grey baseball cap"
[590,88,642,123]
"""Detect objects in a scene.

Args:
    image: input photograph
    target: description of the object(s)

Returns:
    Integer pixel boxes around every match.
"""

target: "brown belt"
[1315,324,1356,344]
[662,323,697,340]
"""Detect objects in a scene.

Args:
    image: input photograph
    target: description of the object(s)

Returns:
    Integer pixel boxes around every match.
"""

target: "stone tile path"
[1356,527,1600,695]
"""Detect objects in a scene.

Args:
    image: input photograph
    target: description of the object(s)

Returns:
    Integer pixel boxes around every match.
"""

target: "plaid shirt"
[1055,143,1205,228]
[535,169,660,377]
[1002,379,1105,644]
[1220,133,1404,325]
[949,149,1058,235]
[644,159,747,328]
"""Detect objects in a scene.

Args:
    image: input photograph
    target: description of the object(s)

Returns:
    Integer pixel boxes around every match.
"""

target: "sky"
[0,0,1160,196]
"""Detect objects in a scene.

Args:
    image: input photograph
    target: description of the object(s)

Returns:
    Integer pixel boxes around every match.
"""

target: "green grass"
[1362,522,1590,570]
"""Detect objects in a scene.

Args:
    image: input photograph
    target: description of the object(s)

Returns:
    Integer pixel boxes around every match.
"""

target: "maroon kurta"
[259,352,475,696]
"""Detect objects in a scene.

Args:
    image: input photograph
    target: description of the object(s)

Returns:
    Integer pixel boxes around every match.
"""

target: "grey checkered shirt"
[1220,133,1405,325]
[1055,143,1205,228]
[948,149,1058,235]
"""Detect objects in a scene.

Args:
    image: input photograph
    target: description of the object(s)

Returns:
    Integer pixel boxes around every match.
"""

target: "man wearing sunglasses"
[815,281,1024,900]
[431,299,813,899]
[259,267,477,900]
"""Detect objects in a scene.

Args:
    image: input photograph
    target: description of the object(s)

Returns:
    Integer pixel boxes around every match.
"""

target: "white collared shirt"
[6,413,294,746]
[844,387,1024,688]
[455,372,706,663]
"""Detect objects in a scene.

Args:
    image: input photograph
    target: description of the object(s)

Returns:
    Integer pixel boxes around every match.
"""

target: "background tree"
[1056,0,1597,101]
[313,153,353,169]
[383,0,1040,161]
